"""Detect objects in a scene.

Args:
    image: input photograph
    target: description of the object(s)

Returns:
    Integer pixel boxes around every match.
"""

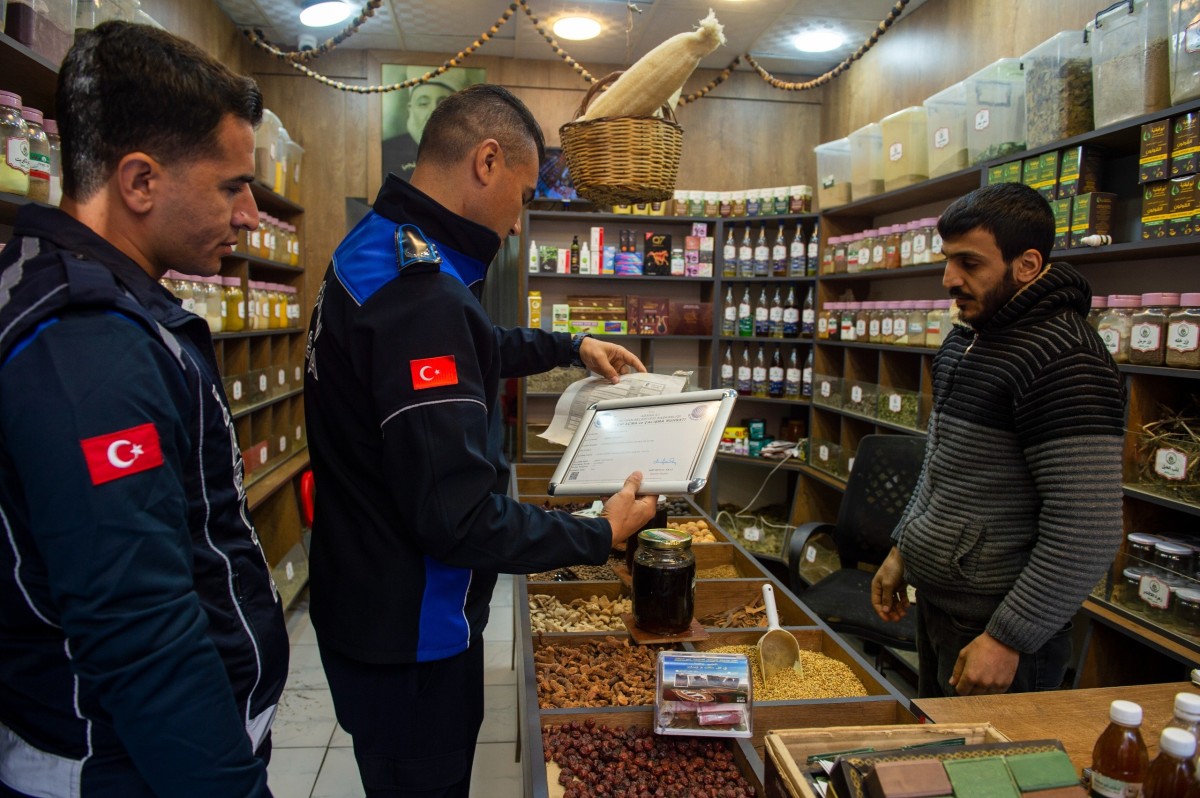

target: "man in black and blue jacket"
[304,85,658,797]
[0,23,287,797]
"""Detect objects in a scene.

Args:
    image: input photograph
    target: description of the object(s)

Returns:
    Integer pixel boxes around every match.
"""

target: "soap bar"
[944,757,1019,798]
[866,759,953,798]
[1004,751,1079,791]
[1022,787,1087,798]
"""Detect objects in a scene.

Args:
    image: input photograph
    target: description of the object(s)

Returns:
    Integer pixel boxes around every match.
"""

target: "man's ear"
[472,139,502,187]
[1012,247,1044,286]
[115,152,158,214]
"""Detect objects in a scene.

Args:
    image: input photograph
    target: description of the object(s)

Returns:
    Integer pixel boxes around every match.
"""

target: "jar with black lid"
[632,529,695,634]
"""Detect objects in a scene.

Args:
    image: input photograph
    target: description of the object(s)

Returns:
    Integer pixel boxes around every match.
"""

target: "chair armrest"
[786,521,836,594]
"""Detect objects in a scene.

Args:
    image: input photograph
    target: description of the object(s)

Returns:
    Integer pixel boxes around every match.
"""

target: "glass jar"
[223,276,245,332]
[731,190,747,217]
[1097,294,1141,363]
[631,529,695,634]
[870,229,886,271]
[43,117,60,205]
[926,299,952,347]
[21,106,48,203]
[885,225,903,268]
[820,238,835,276]
[929,218,946,263]
[853,302,868,341]
[250,215,265,260]
[1174,588,1200,638]
[900,221,916,266]
[203,275,223,333]
[1088,295,1108,332]
[1127,532,1161,566]
[1166,293,1200,368]
[867,301,883,343]
[286,285,301,327]
[191,276,208,320]
[832,236,847,274]
[880,301,896,344]
[1155,540,1195,577]
[890,302,909,346]
[271,283,287,329]
[1144,573,1189,626]
[840,302,856,342]
[1115,566,1154,613]
[1130,292,1180,366]
[907,300,930,347]
[0,91,29,195]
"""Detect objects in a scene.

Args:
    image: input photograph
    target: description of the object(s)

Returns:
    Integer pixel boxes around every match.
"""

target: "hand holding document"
[538,372,689,447]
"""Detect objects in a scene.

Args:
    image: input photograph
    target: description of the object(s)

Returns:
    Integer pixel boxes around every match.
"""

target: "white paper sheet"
[537,372,688,447]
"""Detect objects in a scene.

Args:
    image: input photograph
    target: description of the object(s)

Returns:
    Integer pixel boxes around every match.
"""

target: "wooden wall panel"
[140,0,249,74]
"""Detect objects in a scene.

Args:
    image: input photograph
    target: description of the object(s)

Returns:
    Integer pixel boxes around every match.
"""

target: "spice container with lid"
[1166,293,1200,368]
[814,138,852,210]
[870,229,886,272]
[632,529,695,635]
[21,106,48,203]
[964,58,1027,165]
[1174,588,1200,637]
[929,219,946,262]
[848,122,884,201]
[43,117,60,205]
[884,225,902,268]
[881,106,930,191]
[1022,30,1094,150]
[1088,294,1109,332]
[1143,572,1189,625]
[1092,0,1170,129]
[1155,539,1196,577]
[0,91,28,196]
[1115,566,1156,613]
[926,300,952,347]
[1127,532,1162,566]
[1097,294,1141,363]
[924,81,969,178]
[1130,292,1180,365]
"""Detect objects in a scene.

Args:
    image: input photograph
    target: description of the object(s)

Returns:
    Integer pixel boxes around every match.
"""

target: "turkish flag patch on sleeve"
[80,422,165,485]
[410,355,459,390]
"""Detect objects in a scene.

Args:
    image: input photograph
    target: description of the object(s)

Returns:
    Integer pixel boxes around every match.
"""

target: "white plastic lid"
[1128,533,1161,546]
[1110,700,1143,726]
[1161,727,1197,758]
[1175,693,1200,723]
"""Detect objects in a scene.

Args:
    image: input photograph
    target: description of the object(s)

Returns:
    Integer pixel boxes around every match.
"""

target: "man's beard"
[950,267,1019,328]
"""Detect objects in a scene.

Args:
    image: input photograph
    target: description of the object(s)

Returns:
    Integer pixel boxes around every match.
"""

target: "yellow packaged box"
[1169,174,1198,237]
[1172,112,1200,177]
[1051,197,1073,251]
[1058,145,1104,198]
[1140,119,1172,183]
[1142,181,1172,239]
[1070,192,1116,247]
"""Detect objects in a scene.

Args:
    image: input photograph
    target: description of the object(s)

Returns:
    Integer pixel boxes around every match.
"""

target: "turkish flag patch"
[80,422,165,485]
[410,355,458,390]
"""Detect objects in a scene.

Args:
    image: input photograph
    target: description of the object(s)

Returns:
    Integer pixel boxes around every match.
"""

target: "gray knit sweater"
[893,262,1125,653]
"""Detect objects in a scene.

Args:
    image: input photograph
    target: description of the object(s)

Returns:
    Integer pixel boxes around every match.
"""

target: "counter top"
[914,682,1192,773]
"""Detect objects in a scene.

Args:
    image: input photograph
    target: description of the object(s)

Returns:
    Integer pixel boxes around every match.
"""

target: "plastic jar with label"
[1155,539,1195,578]
[1143,573,1189,626]
[840,303,857,342]
[1097,295,1140,363]
[1088,295,1108,332]
[892,302,912,346]
[203,275,224,333]
[631,529,695,634]
[825,302,841,341]
[1174,588,1200,637]
[223,276,245,332]
[1127,532,1162,567]
[852,302,868,341]
[268,283,284,329]
[0,91,29,196]
[899,220,916,266]
[866,301,883,343]
[884,225,903,268]
[42,117,60,205]
[929,218,946,262]
[906,301,930,347]
[286,285,301,327]
[870,229,886,271]
[1115,566,1155,613]
[1166,293,1200,368]
[911,219,930,265]
[21,106,48,203]
[1129,292,1180,366]
[846,234,862,273]
[926,299,952,347]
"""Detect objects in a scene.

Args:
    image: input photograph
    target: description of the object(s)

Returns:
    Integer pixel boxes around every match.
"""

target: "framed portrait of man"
[381,65,486,182]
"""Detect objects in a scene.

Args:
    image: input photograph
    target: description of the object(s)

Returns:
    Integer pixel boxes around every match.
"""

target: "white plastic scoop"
[757,583,802,682]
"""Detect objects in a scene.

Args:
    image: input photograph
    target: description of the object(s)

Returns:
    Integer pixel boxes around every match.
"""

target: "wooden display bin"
[763,723,1010,798]
[696,579,817,628]
[695,543,769,578]
[531,632,676,711]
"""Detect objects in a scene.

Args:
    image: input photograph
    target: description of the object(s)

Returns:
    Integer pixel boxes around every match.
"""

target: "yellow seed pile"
[528,593,631,632]
[696,564,740,579]
[706,645,869,701]
[666,519,718,543]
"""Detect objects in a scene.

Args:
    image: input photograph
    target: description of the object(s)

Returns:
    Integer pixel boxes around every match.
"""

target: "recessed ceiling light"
[299,0,353,28]
[793,29,844,53]
[553,16,602,41]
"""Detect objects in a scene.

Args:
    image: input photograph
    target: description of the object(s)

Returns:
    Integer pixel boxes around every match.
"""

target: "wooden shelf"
[246,447,310,511]
[1054,237,1200,265]
[813,403,927,436]
[527,210,714,224]
[1119,364,1200,380]
[591,333,712,341]
[250,181,303,216]
[719,335,813,345]
[719,275,817,283]
[529,272,713,283]
[816,340,940,356]
[227,252,304,274]
[821,167,982,220]
[715,453,806,471]
[819,263,947,282]
[213,327,304,340]
[231,387,303,421]
[799,464,848,492]
[1122,484,1200,518]
[0,32,58,112]
[727,395,811,407]
[723,213,821,224]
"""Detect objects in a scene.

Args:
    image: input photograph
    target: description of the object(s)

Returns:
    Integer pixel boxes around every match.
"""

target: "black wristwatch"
[570,333,592,367]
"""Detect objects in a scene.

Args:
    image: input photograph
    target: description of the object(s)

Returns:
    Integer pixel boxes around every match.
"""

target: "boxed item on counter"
[1069,191,1116,247]
[1057,145,1104,198]
[1050,197,1073,250]
[1140,119,1172,183]
[1173,113,1200,177]
[654,651,752,738]
[1169,174,1199,237]
[668,302,713,336]
[628,296,670,334]
[643,232,672,276]
[1142,181,1172,239]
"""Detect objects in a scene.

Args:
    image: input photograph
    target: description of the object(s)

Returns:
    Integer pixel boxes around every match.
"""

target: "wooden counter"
[914,682,1192,773]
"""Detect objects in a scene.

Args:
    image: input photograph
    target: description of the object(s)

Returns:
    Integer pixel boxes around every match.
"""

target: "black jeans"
[916,599,1072,698]
[319,638,486,798]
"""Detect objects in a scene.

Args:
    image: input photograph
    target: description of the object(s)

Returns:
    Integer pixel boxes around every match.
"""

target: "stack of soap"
[865,759,953,798]
[1004,751,1083,798]
[944,756,1019,798]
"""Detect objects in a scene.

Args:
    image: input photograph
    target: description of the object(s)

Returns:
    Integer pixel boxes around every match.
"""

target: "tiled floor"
[268,575,523,798]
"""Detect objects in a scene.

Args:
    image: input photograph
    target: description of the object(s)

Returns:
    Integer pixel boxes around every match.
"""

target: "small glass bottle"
[1166,293,1200,369]
[885,224,902,269]
[21,106,49,203]
[1130,292,1180,366]
[1088,295,1108,332]
[832,236,847,274]
[754,288,770,336]
[223,276,245,333]
[631,529,695,635]
[1091,700,1149,798]
[1143,728,1197,798]
[1097,295,1141,364]
[0,91,29,195]
[752,345,768,397]
[42,117,60,206]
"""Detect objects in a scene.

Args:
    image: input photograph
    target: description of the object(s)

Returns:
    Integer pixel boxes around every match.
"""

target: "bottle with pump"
[772,228,788,277]
[801,286,815,337]
[752,345,768,397]
[802,349,813,397]
[723,230,737,278]
[528,240,539,273]
[579,242,591,275]
[1091,700,1150,798]
[738,228,754,277]
[569,235,581,274]
[783,286,800,338]
[769,288,784,338]
[722,286,737,337]
[784,349,801,400]
[789,223,805,276]
[753,227,769,278]
[1144,728,1197,798]
[720,345,735,390]
[755,288,770,336]
[768,346,785,398]
[806,220,821,276]
[738,288,753,337]
[736,345,752,395]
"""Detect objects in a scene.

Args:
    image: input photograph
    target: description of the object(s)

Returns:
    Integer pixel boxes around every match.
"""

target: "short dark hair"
[57,21,264,201]
[937,182,1055,264]
[417,83,545,169]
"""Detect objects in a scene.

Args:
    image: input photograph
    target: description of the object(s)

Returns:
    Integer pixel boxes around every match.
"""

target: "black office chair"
[787,434,926,668]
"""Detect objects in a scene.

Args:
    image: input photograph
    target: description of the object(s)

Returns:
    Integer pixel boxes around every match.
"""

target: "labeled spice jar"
[867,301,883,343]
[1174,588,1200,637]
[1155,539,1195,577]
[21,106,48,203]
[1116,566,1155,613]
[893,302,912,346]
[1143,572,1189,625]
[1097,294,1141,363]
[1166,293,1200,368]
[900,220,917,266]
[911,219,931,264]
[1130,292,1180,365]
[870,229,886,271]
[631,529,695,635]
[884,224,902,268]
[1127,532,1162,566]
[926,299,953,347]
[906,301,929,347]
[1088,294,1108,332]
[0,91,29,196]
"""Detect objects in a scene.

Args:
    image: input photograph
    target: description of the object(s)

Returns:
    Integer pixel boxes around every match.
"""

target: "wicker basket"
[559,72,683,206]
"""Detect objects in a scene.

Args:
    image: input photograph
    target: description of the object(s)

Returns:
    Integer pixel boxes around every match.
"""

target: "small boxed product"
[684,236,702,277]
[643,232,672,276]
[1142,181,1172,239]
[697,236,714,277]
[1057,145,1103,198]
[1021,157,1040,188]
[1035,151,1060,200]
[568,319,628,335]
[566,295,625,322]
[551,304,570,333]
[1140,119,1172,183]
[1069,192,1116,247]
[668,302,713,336]
[629,297,670,335]
[537,245,558,273]
[589,226,604,258]
[1050,197,1073,250]
[1172,112,1200,177]
[987,160,1023,185]
[1169,174,1198,237]
[654,651,752,738]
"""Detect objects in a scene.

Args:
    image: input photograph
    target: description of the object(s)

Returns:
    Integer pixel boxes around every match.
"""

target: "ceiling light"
[299,0,353,28]
[793,29,844,53]
[553,16,602,41]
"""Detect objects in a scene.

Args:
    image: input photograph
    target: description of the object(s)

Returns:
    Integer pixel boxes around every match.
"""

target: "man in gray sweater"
[871,183,1124,698]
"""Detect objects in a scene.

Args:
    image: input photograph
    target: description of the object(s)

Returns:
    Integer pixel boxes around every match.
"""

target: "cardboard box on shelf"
[1140,119,1172,183]
[643,233,672,276]
[668,302,713,336]
[1169,174,1198,237]
[1057,146,1103,198]
[568,319,628,335]
[1172,112,1200,177]
[1034,151,1060,201]
[628,296,670,334]
[1142,181,1171,240]
[684,236,702,277]
[697,236,714,277]
[1069,192,1116,247]
[1050,197,1073,250]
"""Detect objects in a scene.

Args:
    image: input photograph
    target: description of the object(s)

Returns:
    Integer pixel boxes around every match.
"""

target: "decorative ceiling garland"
[243,0,909,98]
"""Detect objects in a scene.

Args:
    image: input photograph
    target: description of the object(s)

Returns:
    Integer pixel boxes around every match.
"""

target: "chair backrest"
[833,434,926,568]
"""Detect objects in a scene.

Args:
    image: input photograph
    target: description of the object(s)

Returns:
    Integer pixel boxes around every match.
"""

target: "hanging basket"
[559,71,683,206]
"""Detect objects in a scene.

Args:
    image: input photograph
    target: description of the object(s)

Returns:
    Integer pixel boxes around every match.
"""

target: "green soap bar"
[1004,751,1079,791]
[944,757,1019,798]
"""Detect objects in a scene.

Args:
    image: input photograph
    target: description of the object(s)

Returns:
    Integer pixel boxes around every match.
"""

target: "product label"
[258,374,268,392]
[869,319,880,337]
[801,308,814,325]
[872,244,884,263]
[913,236,927,254]
[851,385,863,403]
[858,246,870,266]
[220,299,228,318]
[754,245,769,262]
[737,366,751,382]
[5,136,28,175]
[1131,323,1161,353]
[1169,320,1200,352]
[787,367,801,384]
[855,320,866,337]
[721,364,733,380]
[725,305,737,321]
[974,108,990,131]
[28,151,48,180]
[259,447,268,465]
[901,240,913,260]
[278,369,287,386]
[1099,328,1122,355]
[769,366,784,382]
[803,366,812,385]
[279,435,287,453]
[769,306,783,323]
[820,381,832,398]
[250,230,261,249]
[889,393,903,413]
[882,318,894,336]
[805,545,818,563]
[295,366,302,382]
[738,301,750,318]
[934,126,950,149]
[889,142,903,162]
[296,424,303,441]
[182,297,196,313]
[785,308,801,325]
[773,244,786,262]
[1155,447,1189,481]
[1091,772,1141,798]
[285,561,294,581]
[791,241,803,257]
[237,302,246,319]
[232,381,243,401]
[931,233,943,254]
[1189,20,1200,52]
[818,444,829,462]
[755,307,768,322]
[1139,574,1171,609]
[724,243,735,261]
[752,366,766,382]
[817,317,828,335]
[743,525,761,542]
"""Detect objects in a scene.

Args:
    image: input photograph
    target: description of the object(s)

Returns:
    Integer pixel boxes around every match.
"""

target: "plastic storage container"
[1170,0,1200,103]
[965,58,1026,164]
[881,106,929,191]
[6,0,75,66]
[76,0,138,29]
[1022,30,1094,149]
[1092,0,1171,129]
[0,91,29,196]
[254,109,283,189]
[849,122,884,200]
[284,138,304,202]
[813,137,851,209]
[924,81,969,177]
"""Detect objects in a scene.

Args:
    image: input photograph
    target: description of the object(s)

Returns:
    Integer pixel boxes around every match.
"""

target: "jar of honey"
[632,529,695,634]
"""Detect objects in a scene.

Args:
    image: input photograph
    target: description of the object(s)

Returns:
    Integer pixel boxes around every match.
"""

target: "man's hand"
[949,632,1020,695]
[871,547,909,622]
[579,337,647,384]
[603,471,658,547]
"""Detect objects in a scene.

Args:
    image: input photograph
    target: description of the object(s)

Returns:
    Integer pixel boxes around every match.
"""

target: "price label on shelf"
[1139,574,1171,609]
[805,545,818,563]
[889,394,902,413]
[934,127,950,149]
[851,385,863,403]
[1155,447,1189,481]
[743,525,762,542]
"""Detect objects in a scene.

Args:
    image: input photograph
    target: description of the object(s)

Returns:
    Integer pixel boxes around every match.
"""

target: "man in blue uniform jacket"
[304,84,659,796]
[0,22,288,798]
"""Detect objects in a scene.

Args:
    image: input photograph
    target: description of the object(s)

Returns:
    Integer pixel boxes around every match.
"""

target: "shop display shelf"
[820,166,982,220]
[1121,484,1200,519]
[0,32,58,111]
[1053,238,1200,266]
[234,252,304,274]
[250,181,302,216]
[0,190,34,226]
[819,263,948,282]
[1119,363,1200,381]
[694,543,775,579]
[725,395,812,407]
[715,453,807,471]
[527,210,716,224]
[797,464,848,493]
[592,333,714,341]
[719,335,814,345]
[815,340,940,356]
[816,404,927,437]
[245,446,308,511]
[212,327,303,340]
[528,272,716,283]
[230,386,302,421]
[722,212,821,225]
[718,276,818,283]
[1082,597,1200,665]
